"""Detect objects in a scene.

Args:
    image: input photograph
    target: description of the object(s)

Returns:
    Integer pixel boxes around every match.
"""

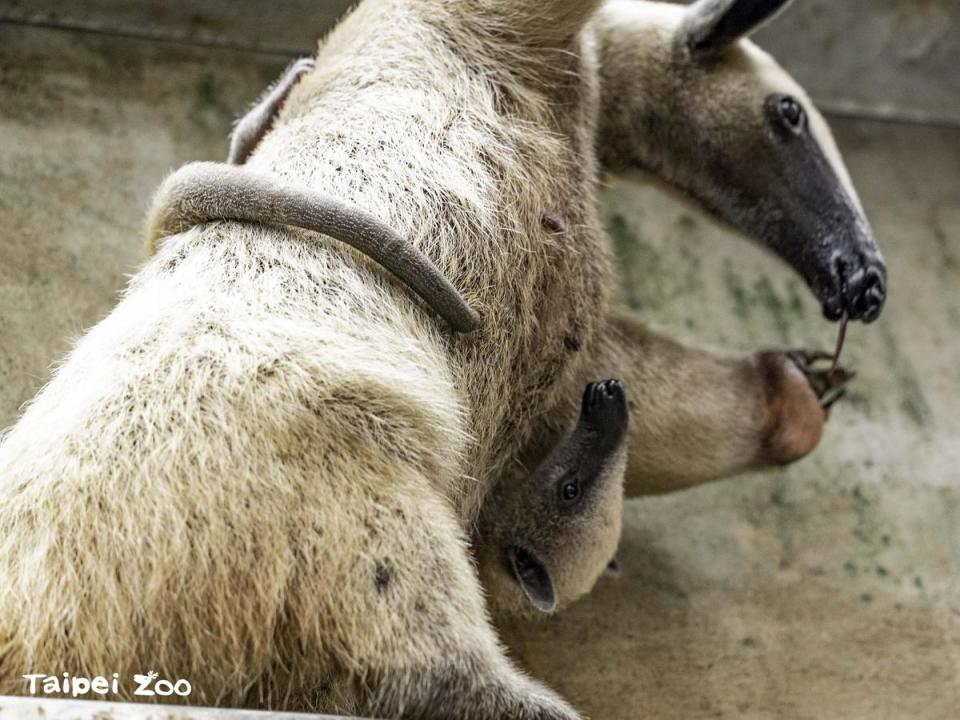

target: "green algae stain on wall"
[722,261,807,345]
[189,73,236,136]
[607,212,666,313]
[878,324,932,429]
[752,276,792,345]
[722,258,751,322]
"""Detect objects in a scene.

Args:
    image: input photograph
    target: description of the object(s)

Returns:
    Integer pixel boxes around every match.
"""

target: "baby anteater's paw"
[581,379,627,429]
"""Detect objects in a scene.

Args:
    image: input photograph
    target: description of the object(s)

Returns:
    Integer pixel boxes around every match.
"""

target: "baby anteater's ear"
[506,546,556,613]
[604,557,621,577]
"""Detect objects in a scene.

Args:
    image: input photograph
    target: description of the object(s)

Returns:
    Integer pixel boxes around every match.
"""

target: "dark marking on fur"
[363,517,380,539]
[160,245,189,274]
[563,333,582,352]
[374,561,392,594]
[542,212,567,234]
[256,359,279,380]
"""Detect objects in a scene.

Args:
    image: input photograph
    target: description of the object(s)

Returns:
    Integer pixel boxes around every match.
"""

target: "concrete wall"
[754,0,960,124]
[3,0,959,122]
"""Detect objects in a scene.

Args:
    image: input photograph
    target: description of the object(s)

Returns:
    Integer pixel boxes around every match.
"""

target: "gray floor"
[1,6,959,720]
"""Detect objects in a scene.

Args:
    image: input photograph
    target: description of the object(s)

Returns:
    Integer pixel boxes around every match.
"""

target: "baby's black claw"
[581,379,627,425]
[598,379,624,399]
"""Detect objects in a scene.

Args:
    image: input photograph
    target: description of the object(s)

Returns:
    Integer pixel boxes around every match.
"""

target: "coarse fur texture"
[477,380,628,618]
[0,0,609,714]
[0,0,878,715]
[148,60,479,333]
[146,162,480,332]
[209,68,625,620]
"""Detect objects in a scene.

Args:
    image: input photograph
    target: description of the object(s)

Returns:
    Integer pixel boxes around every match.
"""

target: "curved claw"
[787,349,834,367]
[821,388,847,411]
[785,349,856,409]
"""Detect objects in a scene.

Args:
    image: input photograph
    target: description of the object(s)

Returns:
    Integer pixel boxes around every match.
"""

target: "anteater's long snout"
[774,174,888,326]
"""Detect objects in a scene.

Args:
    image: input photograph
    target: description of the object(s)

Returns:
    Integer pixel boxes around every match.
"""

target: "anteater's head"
[602,0,886,323]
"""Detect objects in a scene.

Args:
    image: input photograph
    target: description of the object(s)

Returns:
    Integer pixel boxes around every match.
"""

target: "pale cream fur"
[0,1,608,715]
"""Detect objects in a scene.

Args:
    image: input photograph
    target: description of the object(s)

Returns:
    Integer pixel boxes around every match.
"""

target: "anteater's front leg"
[565,311,851,496]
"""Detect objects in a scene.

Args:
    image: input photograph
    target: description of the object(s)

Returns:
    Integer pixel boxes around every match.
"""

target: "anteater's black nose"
[842,263,886,323]
[823,258,887,324]
[823,257,887,323]
[856,265,886,323]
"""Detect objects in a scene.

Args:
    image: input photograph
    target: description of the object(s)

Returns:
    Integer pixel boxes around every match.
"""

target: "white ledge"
[0,696,364,720]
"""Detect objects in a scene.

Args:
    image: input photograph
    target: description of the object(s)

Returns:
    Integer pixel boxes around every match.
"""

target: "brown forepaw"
[757,350,856,466]
[785,349,856,411]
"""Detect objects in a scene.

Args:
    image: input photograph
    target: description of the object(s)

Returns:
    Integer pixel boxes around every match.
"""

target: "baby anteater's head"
[477,380,628,617]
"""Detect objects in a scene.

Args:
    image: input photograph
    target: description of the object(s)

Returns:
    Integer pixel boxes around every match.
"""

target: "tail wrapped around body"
[145,162,480,333]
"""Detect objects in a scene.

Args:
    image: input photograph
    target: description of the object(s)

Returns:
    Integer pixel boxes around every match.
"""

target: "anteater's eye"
[560,481,580,503]
[778,96,805,130]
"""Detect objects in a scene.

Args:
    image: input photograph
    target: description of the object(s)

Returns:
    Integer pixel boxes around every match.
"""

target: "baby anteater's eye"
[560,481,581,503]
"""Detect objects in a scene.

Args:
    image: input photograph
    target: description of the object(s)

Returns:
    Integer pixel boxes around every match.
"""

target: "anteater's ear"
[507,546,557,613]
[680,0,794,56]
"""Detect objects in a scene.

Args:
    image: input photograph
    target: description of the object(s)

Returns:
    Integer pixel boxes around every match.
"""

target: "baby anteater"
[477,380,628,617]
